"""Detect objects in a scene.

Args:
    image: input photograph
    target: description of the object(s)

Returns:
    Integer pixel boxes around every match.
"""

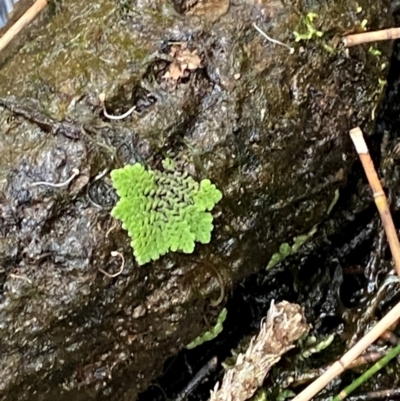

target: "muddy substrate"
[138,38,400,401]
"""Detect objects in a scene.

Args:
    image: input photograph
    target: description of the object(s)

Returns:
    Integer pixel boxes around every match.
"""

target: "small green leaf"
[279,243,292,257]
[186,308,227,349]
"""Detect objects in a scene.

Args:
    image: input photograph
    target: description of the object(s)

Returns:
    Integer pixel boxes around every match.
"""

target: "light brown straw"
[291,301,400,401]
[290,127,400,401]
[343,28,400,47]
[349,127,400,278]
[0,0,48,52]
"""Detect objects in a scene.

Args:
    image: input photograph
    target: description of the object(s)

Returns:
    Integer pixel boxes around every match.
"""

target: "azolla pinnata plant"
[110,162,223,265]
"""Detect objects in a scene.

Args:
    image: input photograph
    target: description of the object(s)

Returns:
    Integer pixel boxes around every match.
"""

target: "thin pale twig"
[332,343,400,401]
[9,273,32,284]
[343,27,400,47]
[290,350,388,388]
[98,251,125,278]
[99,93,137,120]
[347,388,400,401]
[0,0,48,52]
[105,220,118,238]
[349,127,400,279]
[291,301,400,401]
[290,127,400,401]
[30,168,80,187]
[253,23,295,54]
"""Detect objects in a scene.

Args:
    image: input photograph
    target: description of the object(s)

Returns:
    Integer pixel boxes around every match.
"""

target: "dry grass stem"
[291,350,388,388]
[349,127,400,279]
[291,301,400,401]
[343,27,400,47]
[290,127,400,401]
[0,0,48,52]
[209,301,308,401]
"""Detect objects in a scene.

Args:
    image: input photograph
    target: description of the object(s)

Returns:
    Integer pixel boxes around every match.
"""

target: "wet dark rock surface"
[0,0,394,400]
[141,36,400,401]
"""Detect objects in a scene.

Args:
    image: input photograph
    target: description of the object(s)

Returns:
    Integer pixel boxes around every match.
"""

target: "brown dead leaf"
[163,44,202,81]
[210,301,309,401]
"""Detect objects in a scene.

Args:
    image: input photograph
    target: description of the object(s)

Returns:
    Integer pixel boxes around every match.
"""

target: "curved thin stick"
[86,167,113,210]
[98,251,125,278]
[253,23,295,54]
[30,168,79,187]
[99,93,136,120]
[105,220,118,238]
[200,260,225,307]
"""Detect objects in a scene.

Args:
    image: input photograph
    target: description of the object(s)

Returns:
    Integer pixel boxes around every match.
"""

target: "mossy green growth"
[266,225,318,270]
[293,12,323,42]
[186,308,227,349]
[298,333,335,360]
[277,390,296,401]
[110,163,223,265]
[250,388,268,401]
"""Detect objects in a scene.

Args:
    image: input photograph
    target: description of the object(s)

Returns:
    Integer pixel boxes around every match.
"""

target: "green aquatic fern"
[186,308,227,349]
[111,163,222,265]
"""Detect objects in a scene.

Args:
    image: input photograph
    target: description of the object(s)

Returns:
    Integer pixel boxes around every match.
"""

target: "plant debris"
[163,43,202,82]
[209,301,309,401]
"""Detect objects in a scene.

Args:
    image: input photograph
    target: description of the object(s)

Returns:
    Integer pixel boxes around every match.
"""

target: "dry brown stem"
[290,127,400,401]
[291,301,400,401]
[209,301,308,401]
[291,350,388,388]
[349,127,400,279]
[0,0,48,52]
[343,28,400,47]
